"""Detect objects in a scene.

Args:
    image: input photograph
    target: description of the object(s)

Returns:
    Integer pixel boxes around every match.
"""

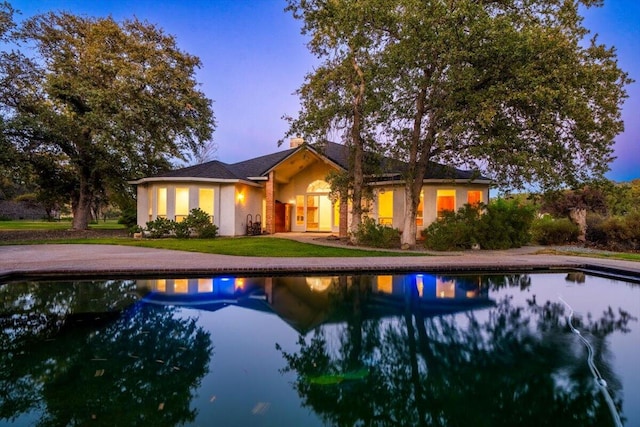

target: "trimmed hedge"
[531,216,579,245]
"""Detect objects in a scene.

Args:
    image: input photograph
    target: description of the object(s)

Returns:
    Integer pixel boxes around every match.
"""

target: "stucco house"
[129,139,491,237]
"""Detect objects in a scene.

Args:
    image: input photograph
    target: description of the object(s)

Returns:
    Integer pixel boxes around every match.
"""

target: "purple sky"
[10,0,640,183]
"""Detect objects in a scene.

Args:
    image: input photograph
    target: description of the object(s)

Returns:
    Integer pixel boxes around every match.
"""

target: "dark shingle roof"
[147,141,490,182]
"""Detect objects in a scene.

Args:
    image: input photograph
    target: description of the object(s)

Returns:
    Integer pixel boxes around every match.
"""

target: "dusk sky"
[9,0,640,183]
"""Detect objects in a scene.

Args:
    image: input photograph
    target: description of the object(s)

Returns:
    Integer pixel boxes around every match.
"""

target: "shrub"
[422,199,535,251]
[353,216,401,248]
[145,217,175,238]
[198,224,219,238]
[531,216,580,245]
[118,207,138,230]
[185,208,214,237]
[588,211,640,251]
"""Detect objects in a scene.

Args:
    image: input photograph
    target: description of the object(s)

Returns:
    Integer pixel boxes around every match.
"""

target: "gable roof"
[131,141,491,184]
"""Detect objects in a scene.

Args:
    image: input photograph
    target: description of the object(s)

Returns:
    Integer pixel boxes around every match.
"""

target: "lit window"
[156,279,166,292]
[199,188,214,222]
[377,190,393,225]
[147,187,153,221]
[296,195,304,225]
[307,180,330,192]
[333,200,340,227]
[416,190,424,227]
[175,188,189,222]
[436,189,456,218]
[467,190,482,206]
[157,188,167,218]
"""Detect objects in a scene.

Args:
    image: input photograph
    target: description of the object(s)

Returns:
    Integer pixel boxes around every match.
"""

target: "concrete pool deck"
[1,234,640,280]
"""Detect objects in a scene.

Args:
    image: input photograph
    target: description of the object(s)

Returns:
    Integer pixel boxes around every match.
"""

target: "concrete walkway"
[1,234,640,280]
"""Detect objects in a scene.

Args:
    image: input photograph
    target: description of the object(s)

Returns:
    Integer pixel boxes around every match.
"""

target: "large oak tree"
[286,0,631,246]
[0,6,215,229]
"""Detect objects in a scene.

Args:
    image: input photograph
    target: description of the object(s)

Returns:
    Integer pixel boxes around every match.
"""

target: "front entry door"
[306,194,332,232]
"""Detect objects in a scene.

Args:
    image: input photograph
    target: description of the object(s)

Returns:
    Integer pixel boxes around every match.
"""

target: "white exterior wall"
[136,185,148,228]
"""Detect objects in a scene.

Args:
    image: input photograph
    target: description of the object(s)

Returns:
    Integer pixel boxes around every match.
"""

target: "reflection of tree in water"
[278,275,636,427]
[0,281,212,426]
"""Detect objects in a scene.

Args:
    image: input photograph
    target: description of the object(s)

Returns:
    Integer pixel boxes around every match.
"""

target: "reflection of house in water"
[138,274,495,333]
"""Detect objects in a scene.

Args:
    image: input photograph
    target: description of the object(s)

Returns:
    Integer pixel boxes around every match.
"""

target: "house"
[129,139,491,237]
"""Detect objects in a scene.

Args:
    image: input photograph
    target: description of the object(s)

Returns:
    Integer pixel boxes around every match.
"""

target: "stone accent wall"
[265,171,276,234]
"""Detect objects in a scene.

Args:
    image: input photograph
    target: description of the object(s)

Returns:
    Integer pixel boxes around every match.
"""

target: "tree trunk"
[348,56,366,244]
[72,175,92,230]
[569,208,587,243]
[400,86,429,247]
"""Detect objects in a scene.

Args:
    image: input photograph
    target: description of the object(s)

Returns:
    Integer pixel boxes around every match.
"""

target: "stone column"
[339,194,349,238]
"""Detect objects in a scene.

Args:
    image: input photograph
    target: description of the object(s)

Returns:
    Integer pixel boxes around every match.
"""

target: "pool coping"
[2,243,640,282]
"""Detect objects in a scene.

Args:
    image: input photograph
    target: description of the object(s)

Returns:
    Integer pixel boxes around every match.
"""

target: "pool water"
[1,272,638,426]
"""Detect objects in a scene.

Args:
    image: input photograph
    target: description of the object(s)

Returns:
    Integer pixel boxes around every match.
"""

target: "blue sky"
[9,0,640,183]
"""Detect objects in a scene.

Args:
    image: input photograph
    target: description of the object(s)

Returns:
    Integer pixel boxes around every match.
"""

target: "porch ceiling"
[271,148,323,184]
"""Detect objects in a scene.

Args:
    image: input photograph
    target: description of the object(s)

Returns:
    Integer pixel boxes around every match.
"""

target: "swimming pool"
[1,271,638,426]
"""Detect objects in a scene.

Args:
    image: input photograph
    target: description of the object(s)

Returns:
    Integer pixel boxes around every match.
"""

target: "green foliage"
[145,217,176,239]
[1,10,215,230]
[118,207,138,230]
[586,211,640,251]
[353,217,400,248]
[144,209,217,239]
[531,216,580,245]
[422,199,535,251]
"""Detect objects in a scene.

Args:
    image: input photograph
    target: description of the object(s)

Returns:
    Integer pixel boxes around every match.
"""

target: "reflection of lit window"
[437,189,456,218]
[378,190,393,225]
[156,279,166,292]
[436,277,455,298]
[235,278,245,292]
[174,279,189,293]
[306,277,335,292]
[466,290,478,298]
[198,278,213,293]
[376,276,393,294]
[415,274,424,297]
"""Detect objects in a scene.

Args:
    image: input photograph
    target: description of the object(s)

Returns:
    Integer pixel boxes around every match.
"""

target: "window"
[157,188,167,218]
[467,190,482,206]
[377,190,393,225]
[175,187,189,222]
[199,188,214,222]
[333,200,340,227]
[147,187,153,221]
[296,195,304,225]
[416,191,424,227]
[436,189,456,218]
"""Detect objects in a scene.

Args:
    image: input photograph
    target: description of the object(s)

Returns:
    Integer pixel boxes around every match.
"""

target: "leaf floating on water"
[155,359,165,364]
[178,346,187,351]
[306,368,369,385]
[127,353,139,359]
[94,369,105,377]
[158,402,165,411]
[172,366,180,371]
[251,402,271,415]
[209,395,217,403]
[91,358,107,361]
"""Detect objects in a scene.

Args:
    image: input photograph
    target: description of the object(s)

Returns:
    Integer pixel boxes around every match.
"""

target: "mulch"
[0,229,129,242]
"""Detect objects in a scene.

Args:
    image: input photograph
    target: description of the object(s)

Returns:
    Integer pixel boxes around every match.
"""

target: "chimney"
[290,137,304,148]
